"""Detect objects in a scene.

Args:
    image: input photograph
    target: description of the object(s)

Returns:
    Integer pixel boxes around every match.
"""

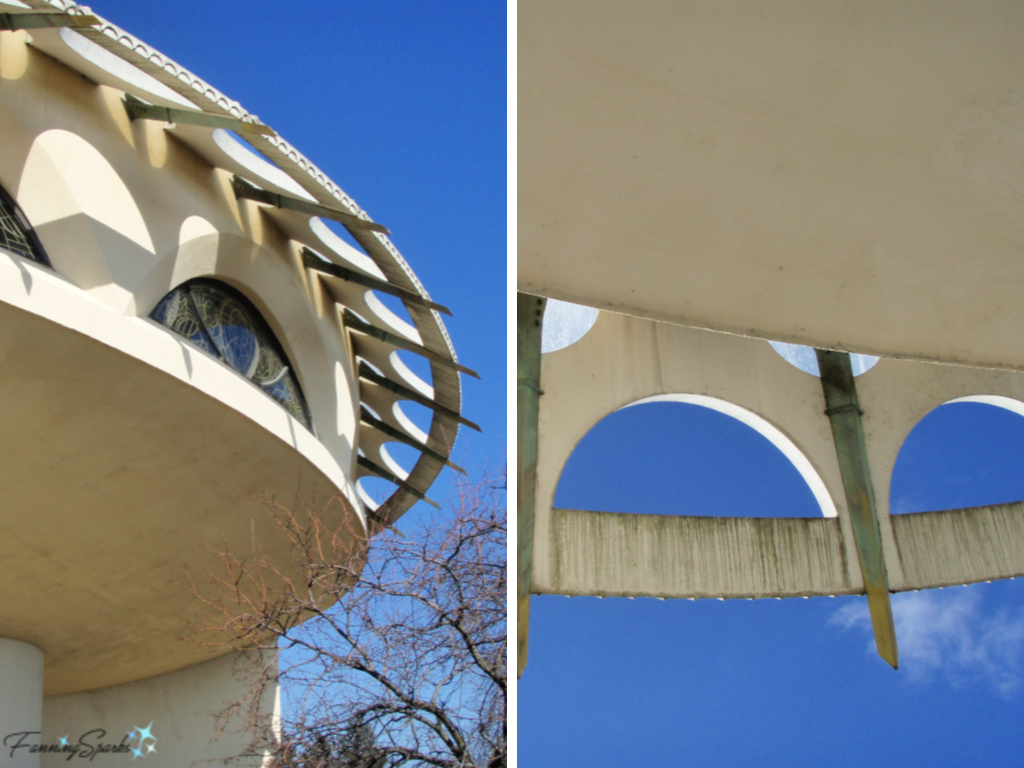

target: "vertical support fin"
[816,349,898,669]
[517,293,546,678]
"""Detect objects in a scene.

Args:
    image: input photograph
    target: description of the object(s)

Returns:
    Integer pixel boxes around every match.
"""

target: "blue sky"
[87,0,507,486]
[519,322,1024,767]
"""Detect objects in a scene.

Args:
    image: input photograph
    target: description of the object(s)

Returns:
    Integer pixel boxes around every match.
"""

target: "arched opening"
[555,397,832,517]
[356,471,399,512]
[150,278,313,431]
[891,397,1024,514]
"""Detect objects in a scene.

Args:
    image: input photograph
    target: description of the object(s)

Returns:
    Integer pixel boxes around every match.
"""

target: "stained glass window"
[0,184,50,266]
[150,279,313,431]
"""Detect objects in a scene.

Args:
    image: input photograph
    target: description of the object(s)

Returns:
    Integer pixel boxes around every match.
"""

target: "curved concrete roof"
[0,2,474,691]
[23,0,466,521]
[519,0,1024,370]
[0,264,357,694]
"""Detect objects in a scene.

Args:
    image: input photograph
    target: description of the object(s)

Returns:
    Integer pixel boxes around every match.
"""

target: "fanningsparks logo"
[3,722,157,761]
[125,723,158,760]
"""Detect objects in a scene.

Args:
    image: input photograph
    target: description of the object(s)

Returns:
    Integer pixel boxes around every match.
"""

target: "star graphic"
[58,736,68,747]
[146,743,157,754]
[134,723,156,744]
[132,746,144,761]
[127,729,136,740]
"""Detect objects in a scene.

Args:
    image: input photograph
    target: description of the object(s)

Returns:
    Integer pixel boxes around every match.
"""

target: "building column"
[0,638,44,768]
[517,292,546,678]
[816,349,898,669]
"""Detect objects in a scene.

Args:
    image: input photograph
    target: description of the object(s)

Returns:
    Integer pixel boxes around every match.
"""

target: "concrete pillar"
[0,639,44,768]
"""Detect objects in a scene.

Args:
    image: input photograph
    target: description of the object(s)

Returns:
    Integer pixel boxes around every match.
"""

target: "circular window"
[769,341,879,377]
[150,279,313,430]
[541,298,599,353]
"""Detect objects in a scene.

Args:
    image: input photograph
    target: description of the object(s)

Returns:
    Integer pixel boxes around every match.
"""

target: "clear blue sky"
[88,0,507,488]
[519,347,1024,767]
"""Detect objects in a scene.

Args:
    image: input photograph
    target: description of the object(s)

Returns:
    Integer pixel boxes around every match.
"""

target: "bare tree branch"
[187,468,507,768]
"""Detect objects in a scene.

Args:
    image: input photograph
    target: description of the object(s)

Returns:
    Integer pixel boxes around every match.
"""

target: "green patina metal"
[0,12,98,30]
[343,309,479,379]
[357,362,481,432]
[231,175,390,235]
[123,94,276,136]
[359,405,466,475]
[517,292,546,678]
[302,247,451,315]
[816,349,899,669]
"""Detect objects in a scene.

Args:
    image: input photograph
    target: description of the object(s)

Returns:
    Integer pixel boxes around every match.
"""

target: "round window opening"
[150,279,313,430]
[541,299,599,354]
[769,341,879,377]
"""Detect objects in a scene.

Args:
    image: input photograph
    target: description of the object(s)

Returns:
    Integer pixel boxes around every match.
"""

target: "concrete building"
[0,3,470,765]
[518,1,1024,677]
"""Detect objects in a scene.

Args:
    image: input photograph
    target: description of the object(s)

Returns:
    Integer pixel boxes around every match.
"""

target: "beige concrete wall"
[41,651,277,768]
[534,310,860,595]
[0,639,44,768]
[535,311,1024,598]
[520,0,1024,372]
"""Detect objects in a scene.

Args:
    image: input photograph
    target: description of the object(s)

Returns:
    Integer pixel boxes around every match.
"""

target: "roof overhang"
[519,0,1024,369]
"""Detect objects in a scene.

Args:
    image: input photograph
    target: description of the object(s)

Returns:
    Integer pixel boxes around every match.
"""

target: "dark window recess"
[151,278,313,431]
[0,184,51,266]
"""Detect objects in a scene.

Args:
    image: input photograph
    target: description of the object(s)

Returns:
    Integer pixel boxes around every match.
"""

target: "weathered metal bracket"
[357,362,481,432]
[356,455,439,510]
[360,405,466,475]
[517,292,546,678]
[232,175,390,235]
[343,309,480,379]
[123,94,275,135]
[302,247,451,316]
[0,12,97,30]
[816,349,899,669]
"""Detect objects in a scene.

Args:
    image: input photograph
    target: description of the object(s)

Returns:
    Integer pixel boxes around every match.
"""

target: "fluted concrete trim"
[894,502,1024,591]
[543,509,853,599]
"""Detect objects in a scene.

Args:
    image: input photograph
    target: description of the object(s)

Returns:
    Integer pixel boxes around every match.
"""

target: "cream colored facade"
[518,0,1024,675]
[534,312,1024,600]
[0,3,466,766]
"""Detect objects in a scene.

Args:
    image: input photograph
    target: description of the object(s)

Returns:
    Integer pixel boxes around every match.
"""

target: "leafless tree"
[187,470,507,768]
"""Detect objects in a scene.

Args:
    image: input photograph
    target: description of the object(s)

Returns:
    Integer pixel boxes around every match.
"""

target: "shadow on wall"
[891,399,1024,514]
[554,400,826,518]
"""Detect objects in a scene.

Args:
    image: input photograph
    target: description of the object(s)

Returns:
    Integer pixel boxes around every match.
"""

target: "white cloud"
[830,587,1024,697]
[888,495,927,516]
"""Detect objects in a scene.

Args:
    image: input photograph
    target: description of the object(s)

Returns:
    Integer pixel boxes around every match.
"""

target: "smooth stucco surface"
[41,650,277,768]
[519,0,1024,370]
[0,639,44,768]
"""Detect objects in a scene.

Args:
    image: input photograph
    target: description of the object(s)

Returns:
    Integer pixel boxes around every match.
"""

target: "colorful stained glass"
[0,185,49,265]
[150,279,313,431]
[150,290,218,356]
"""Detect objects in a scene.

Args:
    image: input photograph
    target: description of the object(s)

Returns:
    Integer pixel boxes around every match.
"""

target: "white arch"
[620,394,839,518]
[947,395,1024,419]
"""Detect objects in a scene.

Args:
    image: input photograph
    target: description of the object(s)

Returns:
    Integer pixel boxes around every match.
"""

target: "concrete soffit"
[518,0,1024,372]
